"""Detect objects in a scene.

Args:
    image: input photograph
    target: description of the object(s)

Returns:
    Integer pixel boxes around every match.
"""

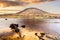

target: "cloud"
[0,0,57,8]
[20,0,55,4]
[0,1,21,8]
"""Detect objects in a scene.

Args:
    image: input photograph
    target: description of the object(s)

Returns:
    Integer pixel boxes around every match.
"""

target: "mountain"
[17,8,50,15]
[16,8,60,19]
[0,8,59,18]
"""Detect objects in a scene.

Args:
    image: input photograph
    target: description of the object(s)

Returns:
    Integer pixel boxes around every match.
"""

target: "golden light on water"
[0,25,59,40]
[18,28,56,40]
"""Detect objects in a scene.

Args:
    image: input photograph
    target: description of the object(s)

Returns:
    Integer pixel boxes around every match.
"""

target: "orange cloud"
[0,0,56,7]
[0,1,20,8]
[20,0,55,4]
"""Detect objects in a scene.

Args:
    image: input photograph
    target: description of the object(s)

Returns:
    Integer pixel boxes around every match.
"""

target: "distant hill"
[17,8,60,17]
[17,8,50,15]
[0,8,60,18]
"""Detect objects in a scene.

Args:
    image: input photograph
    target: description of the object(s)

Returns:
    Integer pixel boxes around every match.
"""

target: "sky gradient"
[39,1,60,14]
[0,0,60,14]
[27,0,60,14]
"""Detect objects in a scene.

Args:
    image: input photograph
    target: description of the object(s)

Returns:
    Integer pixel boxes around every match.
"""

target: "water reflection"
[0,18,60,36]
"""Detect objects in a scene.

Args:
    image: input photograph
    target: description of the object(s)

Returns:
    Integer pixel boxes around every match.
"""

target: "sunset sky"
[0,0,60,14]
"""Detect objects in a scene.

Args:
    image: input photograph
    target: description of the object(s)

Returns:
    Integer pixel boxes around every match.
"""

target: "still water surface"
[0,18,60,35]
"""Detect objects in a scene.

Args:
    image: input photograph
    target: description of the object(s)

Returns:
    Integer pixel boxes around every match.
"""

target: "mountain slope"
[17,8,50,15]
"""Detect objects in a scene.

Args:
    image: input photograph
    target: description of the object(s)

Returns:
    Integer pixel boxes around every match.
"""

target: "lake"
[0,18,60,36]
